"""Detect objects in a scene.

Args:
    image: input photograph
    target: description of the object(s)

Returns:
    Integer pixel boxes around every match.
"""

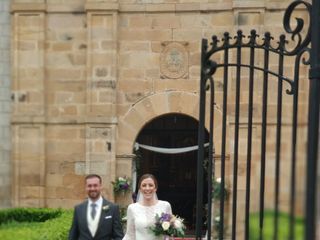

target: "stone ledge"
[11,3,46,13]
[119,4,146,12]
[200,3,233,12]
[11,2,293,13]
[176,3,201,12]
[11,3,85,13]
[11,115,46,123]
[232,0,266,9]
[85,2,119,12]
[116,154,135,159]
[46,4,85,13]
[145,4,175,12]
[11,116,118,124]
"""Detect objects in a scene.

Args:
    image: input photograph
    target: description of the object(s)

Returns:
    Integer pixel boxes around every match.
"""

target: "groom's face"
[85,177,102,201]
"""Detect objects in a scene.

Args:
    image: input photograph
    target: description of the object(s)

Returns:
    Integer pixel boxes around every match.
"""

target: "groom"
[69,174,124,240]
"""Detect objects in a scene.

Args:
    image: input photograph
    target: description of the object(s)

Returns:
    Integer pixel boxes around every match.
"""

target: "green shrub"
[0,208,62,224]
[249,210,304,240]
[37,210,73,240]
[0,208,73,240]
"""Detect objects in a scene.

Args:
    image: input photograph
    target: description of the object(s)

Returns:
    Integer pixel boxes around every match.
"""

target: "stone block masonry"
[0,0,11,208]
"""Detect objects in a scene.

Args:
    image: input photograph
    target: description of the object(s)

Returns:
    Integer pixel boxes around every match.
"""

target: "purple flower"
[112,176,131,193]
[119,182,129,190]
[150,212,186,238]
[160,213,171,222]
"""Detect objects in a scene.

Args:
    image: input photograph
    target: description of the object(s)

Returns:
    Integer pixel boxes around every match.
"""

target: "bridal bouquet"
[149,212,186,238]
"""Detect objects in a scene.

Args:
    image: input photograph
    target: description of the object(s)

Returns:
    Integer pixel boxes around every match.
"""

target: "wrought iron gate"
[196,0,320,239]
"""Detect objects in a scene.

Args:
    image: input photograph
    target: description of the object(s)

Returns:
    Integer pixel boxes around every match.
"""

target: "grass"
[249,210,304,240]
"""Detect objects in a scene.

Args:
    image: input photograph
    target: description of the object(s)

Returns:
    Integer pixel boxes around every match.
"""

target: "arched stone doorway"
[134,113,209,233]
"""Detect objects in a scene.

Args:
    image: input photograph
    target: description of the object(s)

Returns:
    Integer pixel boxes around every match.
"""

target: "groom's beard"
[88,190,100,200]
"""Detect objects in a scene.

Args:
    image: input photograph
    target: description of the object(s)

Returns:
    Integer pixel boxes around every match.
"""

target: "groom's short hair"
[85,174,102,183]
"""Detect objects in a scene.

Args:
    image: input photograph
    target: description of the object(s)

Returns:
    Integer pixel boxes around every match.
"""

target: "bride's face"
[140,177,157,200]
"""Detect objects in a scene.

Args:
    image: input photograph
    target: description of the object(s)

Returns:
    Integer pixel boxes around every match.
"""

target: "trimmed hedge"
[0,208,62,224]
[0,208,73,240]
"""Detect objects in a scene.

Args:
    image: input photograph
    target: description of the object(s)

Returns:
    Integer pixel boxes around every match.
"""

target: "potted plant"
[212,177,228,201]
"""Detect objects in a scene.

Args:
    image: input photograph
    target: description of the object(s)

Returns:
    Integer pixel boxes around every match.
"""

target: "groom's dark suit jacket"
[68,198,124,240]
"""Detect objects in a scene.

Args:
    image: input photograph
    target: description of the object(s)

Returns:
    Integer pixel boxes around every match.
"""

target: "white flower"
[216,178,221,183]
[102,205,110,211]
[119,177,125,181]
[173,219,183,229]
[161,221,170,231]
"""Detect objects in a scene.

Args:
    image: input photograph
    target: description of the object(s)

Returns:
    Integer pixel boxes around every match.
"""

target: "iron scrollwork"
[283,0,312,55]
[200,0,312,94]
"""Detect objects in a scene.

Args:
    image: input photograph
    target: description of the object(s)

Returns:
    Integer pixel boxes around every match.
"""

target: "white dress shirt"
[87,196,103,237]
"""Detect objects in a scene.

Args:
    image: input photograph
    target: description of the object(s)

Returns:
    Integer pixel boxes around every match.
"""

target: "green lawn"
[249,210,304,240]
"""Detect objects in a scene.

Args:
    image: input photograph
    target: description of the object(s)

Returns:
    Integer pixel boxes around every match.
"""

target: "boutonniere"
[102,205,110,211]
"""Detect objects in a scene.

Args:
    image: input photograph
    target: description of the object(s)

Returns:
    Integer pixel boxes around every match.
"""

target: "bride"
[123,174,172,240]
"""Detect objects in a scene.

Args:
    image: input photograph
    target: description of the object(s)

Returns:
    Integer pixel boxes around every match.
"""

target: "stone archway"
[117,91,200,155]
[116,90,225,158]
[114,90,227,208]
[115,91,200,205]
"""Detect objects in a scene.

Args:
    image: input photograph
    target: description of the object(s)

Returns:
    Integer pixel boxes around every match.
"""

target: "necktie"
[91,203,97,219]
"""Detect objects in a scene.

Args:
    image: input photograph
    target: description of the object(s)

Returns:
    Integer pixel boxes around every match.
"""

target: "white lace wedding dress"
[123,200,172,240]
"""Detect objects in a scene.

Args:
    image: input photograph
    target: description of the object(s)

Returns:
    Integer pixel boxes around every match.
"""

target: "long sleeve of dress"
[123,204,135,240]
[165,202,172,215]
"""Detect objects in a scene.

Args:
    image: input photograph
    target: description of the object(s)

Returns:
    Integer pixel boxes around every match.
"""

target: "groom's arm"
[68,207,80,240]
[111,204,124,240]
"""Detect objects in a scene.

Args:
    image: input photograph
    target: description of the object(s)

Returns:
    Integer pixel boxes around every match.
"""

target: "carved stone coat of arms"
[160,42,189,79]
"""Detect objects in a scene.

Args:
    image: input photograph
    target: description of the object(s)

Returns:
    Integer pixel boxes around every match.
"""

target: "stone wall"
[10,0,311,237]
[0,0,11,208]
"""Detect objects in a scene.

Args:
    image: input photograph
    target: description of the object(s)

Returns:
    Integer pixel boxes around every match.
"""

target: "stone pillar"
[11,2,46,207]
[84,0,119,201]
[85,0,118,119]
[0,0,11,208]
[85,125,117,200]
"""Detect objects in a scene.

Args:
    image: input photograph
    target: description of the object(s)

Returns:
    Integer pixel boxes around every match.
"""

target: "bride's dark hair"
[138,173,158,189]
[136,173,159,203]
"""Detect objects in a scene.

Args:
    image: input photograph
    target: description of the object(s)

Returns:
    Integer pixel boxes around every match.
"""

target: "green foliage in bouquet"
[149,212,186,237]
